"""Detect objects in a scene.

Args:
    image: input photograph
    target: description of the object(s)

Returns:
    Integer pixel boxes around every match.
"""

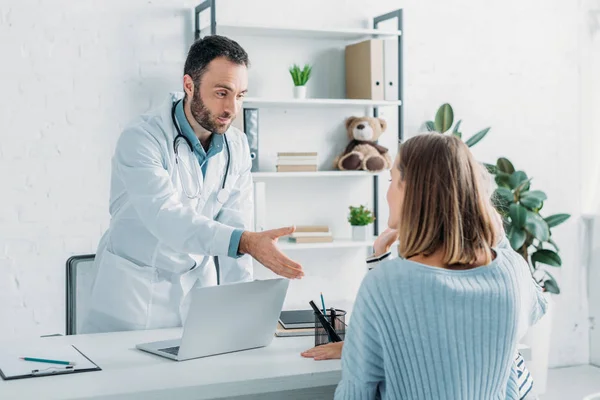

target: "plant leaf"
[465,127,491,147]
[544,213,571,228]
[509,171,528,190]
[453,131,462,139]
[514,178,533,195]
[484,163,498,174]
[434,104,453,133]
[509,203,528,228]
[425,121,435,132]
[525,211,549,242]
[453,119,462,134]
[495,187,514,203]
[508,226,527,250]
[496,157,515,174]
[543,273,560,294]
[495,172,511,188]
[520,191,547,210]
[531,249,562,267]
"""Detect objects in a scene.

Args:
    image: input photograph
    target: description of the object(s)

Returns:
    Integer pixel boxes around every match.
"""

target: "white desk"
[0,329,341,400]
[0,329,532,400]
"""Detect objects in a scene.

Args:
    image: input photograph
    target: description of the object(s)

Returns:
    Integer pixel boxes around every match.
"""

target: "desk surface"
[0,328,341,400]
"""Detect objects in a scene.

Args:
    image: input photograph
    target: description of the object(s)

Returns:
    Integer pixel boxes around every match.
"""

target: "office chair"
[65,254,96,335]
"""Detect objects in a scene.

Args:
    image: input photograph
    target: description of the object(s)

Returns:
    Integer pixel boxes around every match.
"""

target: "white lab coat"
[80,93,254,334]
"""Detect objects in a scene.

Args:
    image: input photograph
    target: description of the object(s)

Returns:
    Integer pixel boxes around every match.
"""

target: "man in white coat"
[81,35,303,334]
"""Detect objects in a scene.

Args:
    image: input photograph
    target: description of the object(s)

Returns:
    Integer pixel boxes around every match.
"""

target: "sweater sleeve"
[334,273,385,400]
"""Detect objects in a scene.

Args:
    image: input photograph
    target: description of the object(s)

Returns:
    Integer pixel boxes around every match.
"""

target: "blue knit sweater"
[334,239,547,400]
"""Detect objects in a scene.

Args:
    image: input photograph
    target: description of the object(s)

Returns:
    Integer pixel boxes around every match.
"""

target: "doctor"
[81,35,303,334]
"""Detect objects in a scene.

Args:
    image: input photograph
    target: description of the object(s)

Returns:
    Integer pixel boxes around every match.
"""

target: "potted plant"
[424,102,571,394]
[289,63,312,99]
[348,205,375,241]
[489,156,569,394]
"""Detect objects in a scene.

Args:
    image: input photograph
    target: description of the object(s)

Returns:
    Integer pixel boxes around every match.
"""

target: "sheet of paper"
[0,344,98,378]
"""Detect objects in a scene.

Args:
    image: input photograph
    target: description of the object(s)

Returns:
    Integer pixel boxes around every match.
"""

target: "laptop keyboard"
[159,346,180,356]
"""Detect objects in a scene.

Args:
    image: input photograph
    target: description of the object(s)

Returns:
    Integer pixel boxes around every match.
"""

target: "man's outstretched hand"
[239,227,304,279]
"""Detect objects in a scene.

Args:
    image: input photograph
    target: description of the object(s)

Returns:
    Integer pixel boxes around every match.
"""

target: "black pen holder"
[314,309,346,347]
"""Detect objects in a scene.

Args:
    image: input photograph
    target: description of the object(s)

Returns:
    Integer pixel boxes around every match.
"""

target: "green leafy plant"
[424,103,491,147]
[289,63,312,86]
[423,103,571,294]
[490,157,570,294]
[348,205,375,226]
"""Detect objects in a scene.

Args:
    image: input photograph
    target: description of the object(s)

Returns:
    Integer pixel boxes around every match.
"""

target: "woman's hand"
[301,342,344,361]
[373,228,399,256]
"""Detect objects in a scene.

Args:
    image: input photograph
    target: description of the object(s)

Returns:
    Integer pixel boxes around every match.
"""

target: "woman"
[302,133,546,399]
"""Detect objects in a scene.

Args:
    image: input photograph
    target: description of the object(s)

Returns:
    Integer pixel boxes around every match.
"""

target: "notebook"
[279,310,315,329]
[0,344,101,380]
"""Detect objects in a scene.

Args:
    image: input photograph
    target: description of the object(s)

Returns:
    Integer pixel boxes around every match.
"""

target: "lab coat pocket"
[92,249,158,330]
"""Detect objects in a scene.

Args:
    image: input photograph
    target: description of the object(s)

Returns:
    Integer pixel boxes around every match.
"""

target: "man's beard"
[189,89,233,135]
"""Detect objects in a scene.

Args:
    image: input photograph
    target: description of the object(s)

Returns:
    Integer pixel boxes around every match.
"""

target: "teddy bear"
[333,116,393,172]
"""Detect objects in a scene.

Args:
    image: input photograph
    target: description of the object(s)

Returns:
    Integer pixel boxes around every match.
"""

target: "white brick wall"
[0,0,590,367]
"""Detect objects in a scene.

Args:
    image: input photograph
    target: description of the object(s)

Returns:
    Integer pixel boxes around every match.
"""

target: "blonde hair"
[396,133,500,268]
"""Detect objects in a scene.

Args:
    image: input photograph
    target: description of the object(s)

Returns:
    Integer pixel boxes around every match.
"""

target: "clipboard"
[0,344,101,380]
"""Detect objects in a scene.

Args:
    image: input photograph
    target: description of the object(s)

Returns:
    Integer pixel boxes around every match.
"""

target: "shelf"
[203,23,402,40]
[242,97,402,108]
[277,238,375,250]
[252,171,383,179]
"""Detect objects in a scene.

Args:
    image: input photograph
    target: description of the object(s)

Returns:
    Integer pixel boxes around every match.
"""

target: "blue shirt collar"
[174,99,224,160]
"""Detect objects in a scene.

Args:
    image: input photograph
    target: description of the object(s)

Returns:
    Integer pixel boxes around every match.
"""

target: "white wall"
[0,0,589,367]
[581,0,600,367]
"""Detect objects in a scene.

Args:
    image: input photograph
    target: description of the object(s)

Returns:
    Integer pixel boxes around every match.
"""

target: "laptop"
[136,278,289,361]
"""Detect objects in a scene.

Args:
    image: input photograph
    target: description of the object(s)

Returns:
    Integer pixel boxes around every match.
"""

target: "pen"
[331,307,337,338]
[320,292,326,316]
[20,357,76,366]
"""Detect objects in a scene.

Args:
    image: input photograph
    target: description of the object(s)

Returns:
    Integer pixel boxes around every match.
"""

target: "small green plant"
[348,205,375,226]
[289,63,312,86]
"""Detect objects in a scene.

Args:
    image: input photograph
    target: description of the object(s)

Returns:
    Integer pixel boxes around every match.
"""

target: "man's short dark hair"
[184,35,249,87]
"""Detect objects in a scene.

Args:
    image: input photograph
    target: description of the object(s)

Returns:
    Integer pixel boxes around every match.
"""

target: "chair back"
[65,254,96,335]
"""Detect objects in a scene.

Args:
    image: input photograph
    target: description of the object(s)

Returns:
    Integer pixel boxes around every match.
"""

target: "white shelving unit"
[252,170,383,179]
[199,23,401,40]
[242,97,402,108]
[195,2,403,249]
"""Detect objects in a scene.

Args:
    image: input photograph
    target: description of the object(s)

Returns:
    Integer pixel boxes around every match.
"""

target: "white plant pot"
[293,85,307,99]
[520,292,553,395]
[352,225,370,241]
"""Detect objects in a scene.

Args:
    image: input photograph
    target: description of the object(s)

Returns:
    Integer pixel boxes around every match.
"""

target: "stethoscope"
[171,99,231,204]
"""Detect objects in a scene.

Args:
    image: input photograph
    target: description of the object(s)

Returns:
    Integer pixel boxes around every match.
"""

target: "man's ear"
[378,117,387,132]
[183,74,195,99]
[345,116,358,130]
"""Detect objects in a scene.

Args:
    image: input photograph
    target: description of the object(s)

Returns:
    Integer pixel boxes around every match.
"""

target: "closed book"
[277,152,318,157]
[276,159,318,166]
[277,156,318,161]
[288,236,334,243]
[295,225,330,233]
[275,322,314,337]
[289,232,332,238]
[276,165,318,172]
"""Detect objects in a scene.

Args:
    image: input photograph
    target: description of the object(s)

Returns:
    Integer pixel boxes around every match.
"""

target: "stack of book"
[275,309,315,337]
[276,152,318,172]
[287,225,333,244]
